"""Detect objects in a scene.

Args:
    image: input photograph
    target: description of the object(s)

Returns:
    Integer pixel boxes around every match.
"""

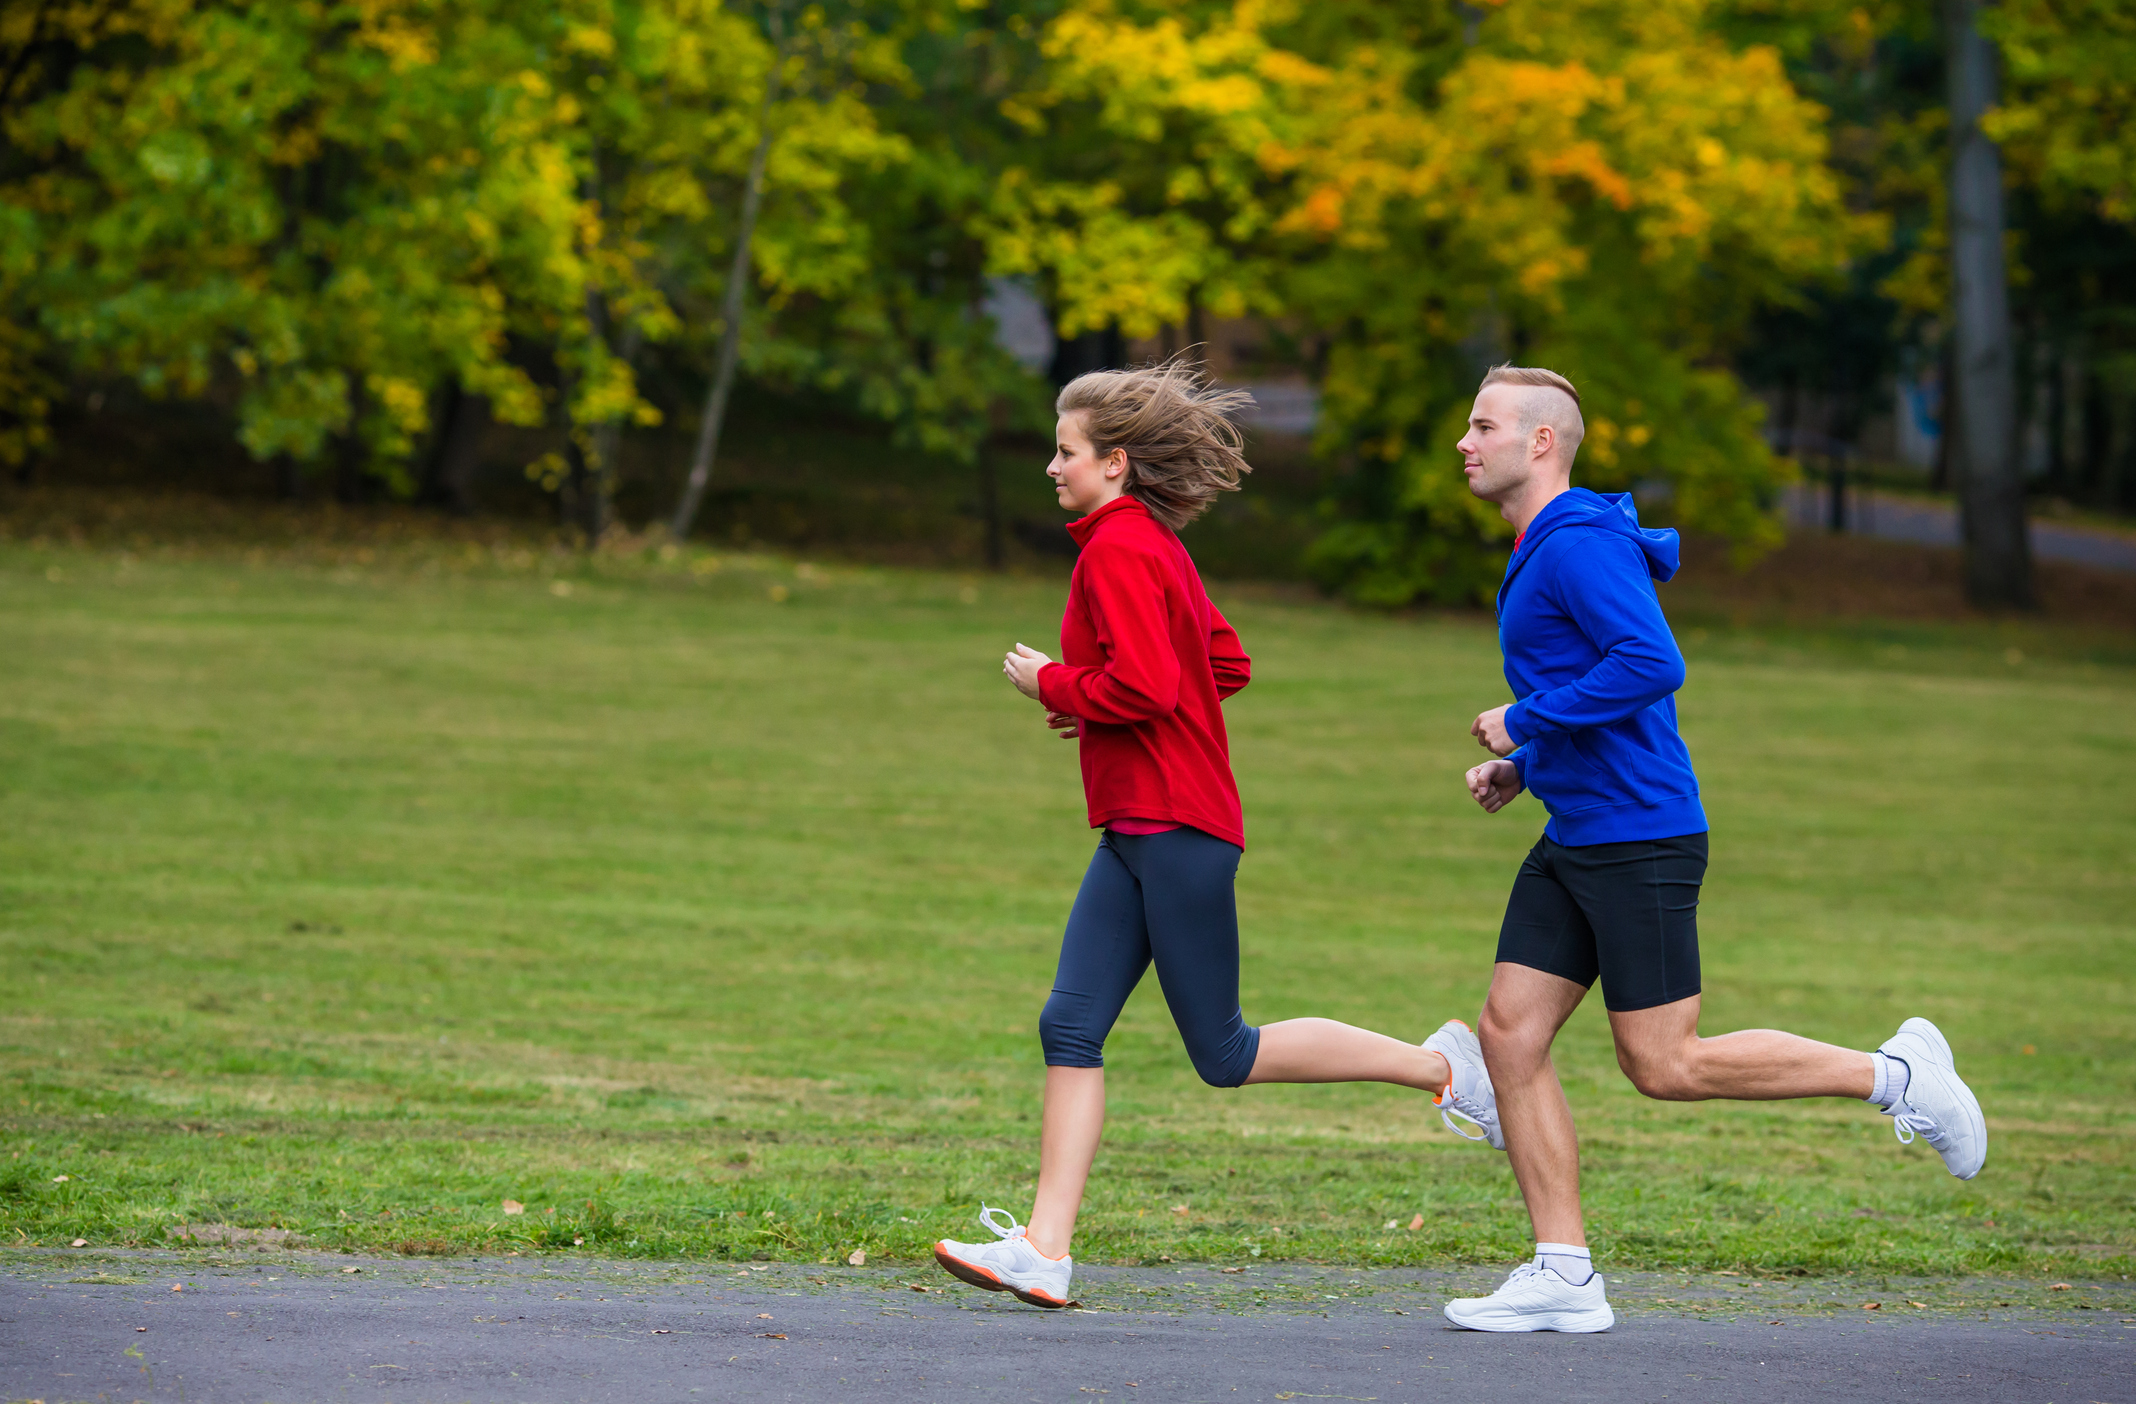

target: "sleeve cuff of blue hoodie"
[1504,699,1534,746]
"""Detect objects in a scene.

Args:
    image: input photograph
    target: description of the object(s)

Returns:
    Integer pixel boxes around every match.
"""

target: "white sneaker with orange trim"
[932,1206,1073,1308]
[1424,1019,1504,1150]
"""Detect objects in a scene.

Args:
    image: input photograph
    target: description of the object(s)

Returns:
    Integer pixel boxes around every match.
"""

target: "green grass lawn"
[2,529,2131,1279]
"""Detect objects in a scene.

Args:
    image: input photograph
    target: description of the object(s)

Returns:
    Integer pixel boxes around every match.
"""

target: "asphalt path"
[5,1250,2131,1404]
[1782,482,2136,572]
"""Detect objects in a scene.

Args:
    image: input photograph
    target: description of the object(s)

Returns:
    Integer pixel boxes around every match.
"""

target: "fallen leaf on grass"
[1222,1267,1244,1274]
[1908,1301,1929,1309]
[170,1284,183,1293]
[651,1329,670,1335]
[848,1249,866,1266]
[1861,1302,1880,1310]
[70,1239,87,1247]
[342,1267,362,1275]
[572,1236,584,1246]
[53,1175,70,1183]
[135,1327,146,1332]
[1170,1204,1189,1216]
[501,1200,524,1216]
[1408,1214,1424,1231]
[756,1314,774,1320]
[757,1332,787,1339]
[909,1284,934,1293]
[2051,1283,2073,1291]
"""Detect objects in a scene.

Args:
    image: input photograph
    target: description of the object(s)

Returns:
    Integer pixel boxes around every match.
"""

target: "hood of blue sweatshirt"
[1498,489,1679,610]
[1495,487,1706,847]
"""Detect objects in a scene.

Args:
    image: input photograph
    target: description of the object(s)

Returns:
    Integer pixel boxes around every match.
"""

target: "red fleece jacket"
[1037,496,1251,848]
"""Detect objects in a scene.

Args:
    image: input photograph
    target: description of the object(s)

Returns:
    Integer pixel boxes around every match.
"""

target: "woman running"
[932,359,1501,1307]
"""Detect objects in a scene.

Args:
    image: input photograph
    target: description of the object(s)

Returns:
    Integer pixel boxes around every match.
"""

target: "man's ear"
[1531,423,1555,461]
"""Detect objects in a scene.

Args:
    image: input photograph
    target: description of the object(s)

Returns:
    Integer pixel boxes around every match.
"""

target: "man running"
[1443,365,1986,1333]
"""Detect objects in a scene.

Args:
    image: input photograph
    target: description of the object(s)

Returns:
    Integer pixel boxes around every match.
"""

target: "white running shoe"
[1424,1019,1504,1150]
[1879,1017,1987,1180]
[1442,1259,1614,1333]
[932,1206,1073,1308]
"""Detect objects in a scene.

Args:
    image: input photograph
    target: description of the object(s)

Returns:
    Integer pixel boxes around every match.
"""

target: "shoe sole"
[1883,1018,1987,1180]
[932,1242,1069,1309]
[1441,1304,1615,1333]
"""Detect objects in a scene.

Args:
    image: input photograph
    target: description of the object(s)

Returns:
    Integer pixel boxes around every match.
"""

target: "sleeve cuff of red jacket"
[1036,661,1071,713]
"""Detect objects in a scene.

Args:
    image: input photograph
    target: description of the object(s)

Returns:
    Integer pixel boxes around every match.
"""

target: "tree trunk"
[978,434,1004,571]
[1944,0,2034,608]
[669,17,786,542]
[334,375,369,505]
[423,385,491,515]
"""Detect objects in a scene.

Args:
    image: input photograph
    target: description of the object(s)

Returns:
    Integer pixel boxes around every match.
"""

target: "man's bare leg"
[1607,996,1875,1101]
[1477,962,1591,1246]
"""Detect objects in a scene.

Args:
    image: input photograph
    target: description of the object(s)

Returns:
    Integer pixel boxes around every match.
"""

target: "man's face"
[1456,383,1532,504]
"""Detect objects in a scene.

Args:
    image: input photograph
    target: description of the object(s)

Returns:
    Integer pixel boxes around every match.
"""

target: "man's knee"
[1615,1043,1696,1101]
[1478,1002,1555,1073]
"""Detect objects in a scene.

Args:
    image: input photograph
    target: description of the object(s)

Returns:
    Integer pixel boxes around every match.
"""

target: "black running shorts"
[1495,832,1707,1012]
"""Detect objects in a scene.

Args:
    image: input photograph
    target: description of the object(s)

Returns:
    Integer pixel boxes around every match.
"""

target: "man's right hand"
[1045,710,1080,739]
[1466,758,1523,813]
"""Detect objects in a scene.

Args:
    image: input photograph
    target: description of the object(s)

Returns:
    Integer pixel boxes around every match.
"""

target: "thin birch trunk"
[669,16,785,541]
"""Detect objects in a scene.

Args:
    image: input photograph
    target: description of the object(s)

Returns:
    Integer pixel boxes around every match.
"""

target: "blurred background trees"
[4,0,2134,605]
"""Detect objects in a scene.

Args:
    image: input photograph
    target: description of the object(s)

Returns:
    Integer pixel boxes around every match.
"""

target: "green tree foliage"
[34,0,2126,582]
[1986,0,2136,225]
[994,0,1872,603]
[5,2,571,482]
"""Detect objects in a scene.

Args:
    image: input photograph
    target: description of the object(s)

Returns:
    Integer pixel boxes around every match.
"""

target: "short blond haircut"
[1057,356,1253,530]
[1482,364,1585,458]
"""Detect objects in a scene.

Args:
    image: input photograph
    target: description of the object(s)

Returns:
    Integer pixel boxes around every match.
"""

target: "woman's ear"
[1105,448,1129,479]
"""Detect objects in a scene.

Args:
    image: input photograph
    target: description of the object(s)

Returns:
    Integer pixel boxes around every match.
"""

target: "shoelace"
[1884,1100,1946,1149]
[1437,1089,1496,1142]
[977,1204,1028,1241]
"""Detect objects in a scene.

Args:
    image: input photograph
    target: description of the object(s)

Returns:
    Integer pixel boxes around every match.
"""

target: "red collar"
[1063,494,1146,548]
[1513,530,1526,553]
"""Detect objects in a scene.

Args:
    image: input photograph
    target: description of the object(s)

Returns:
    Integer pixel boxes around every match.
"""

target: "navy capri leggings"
[1038,827,1262,1088]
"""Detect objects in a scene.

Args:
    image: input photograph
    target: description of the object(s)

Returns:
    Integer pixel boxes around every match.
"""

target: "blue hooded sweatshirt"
[1498,488,1707,847]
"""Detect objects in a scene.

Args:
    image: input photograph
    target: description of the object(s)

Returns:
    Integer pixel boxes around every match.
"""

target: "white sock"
[1867,1051,1912,1110]
[1535,1241,1594,1286]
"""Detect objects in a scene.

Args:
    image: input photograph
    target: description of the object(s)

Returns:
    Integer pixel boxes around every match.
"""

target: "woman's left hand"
[1004,643,1052,701]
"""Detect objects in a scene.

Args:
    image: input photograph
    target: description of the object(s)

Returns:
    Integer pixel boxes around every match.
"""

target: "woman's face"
[1048,412,1127,515]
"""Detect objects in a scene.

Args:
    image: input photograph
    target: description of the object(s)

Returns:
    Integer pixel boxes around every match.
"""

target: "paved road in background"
[1783,483,2136,572]
[6,1251,2131,1403]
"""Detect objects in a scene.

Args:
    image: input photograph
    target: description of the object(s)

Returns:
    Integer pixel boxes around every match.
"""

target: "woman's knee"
[1039,990,1105,1069]
[1182,1020,1258,1089]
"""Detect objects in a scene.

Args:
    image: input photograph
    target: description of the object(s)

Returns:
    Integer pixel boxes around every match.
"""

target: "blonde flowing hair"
[1055,356,1254,530]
